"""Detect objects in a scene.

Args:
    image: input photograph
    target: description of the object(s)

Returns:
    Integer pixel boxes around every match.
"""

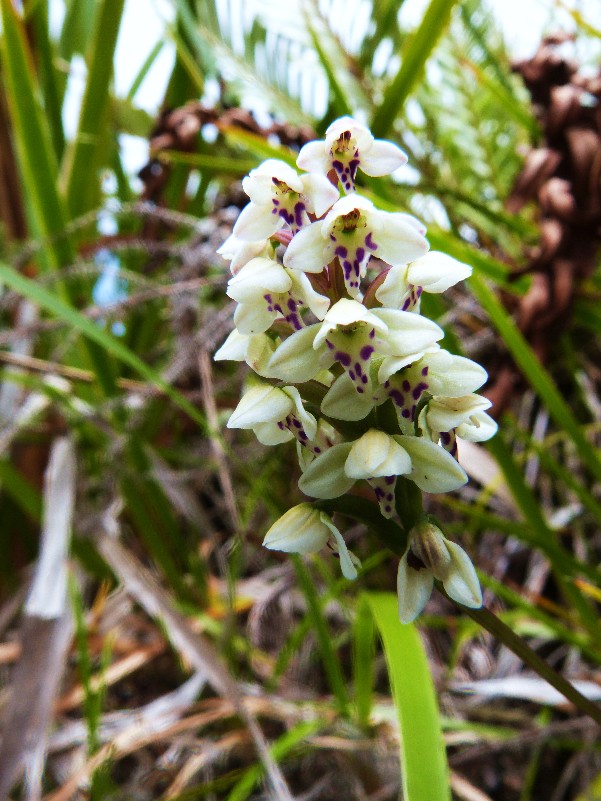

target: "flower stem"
[441,588,601,726]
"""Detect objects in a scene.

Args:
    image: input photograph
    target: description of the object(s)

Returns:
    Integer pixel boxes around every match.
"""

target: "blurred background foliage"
[1,0,601,799]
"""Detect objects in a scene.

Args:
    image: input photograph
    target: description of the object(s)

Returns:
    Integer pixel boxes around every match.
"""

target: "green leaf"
[364,592,451,801]
[371,0,459,137]
[61,0,126,218]
[0,0,73,273]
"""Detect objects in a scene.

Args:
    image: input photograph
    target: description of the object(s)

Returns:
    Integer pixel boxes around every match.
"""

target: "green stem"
[444,591,601,726]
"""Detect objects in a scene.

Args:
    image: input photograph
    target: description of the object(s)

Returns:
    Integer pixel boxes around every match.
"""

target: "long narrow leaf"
[370,0,459,137]
[365,592,451,801]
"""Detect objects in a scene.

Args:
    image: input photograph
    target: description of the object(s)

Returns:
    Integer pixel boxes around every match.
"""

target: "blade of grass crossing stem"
[370,0,459,138]
[470,273,601,484]
[292,556,350,717]
[0,263,207,432]
[0,0,72,273]
[365,592,451,801]
[61,0,126,217]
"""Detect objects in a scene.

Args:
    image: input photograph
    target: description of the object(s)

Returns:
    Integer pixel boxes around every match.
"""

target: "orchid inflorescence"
[215,117,496,623]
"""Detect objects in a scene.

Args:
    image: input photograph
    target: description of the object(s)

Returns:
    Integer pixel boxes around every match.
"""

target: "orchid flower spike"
[397,519,482,623]
[297,116,408,193]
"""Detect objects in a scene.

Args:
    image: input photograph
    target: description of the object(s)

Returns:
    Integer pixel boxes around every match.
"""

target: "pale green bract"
[216,117,497,622]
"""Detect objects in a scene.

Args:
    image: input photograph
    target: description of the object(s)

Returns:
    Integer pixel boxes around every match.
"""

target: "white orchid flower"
[284,193,428,298]
[226,257,330,335]
[397,520,482,623]
[376,252,472,312]
[267,299,443,398]
[232,159,339,240]
[263,504,359,579]
[297,116,407,193]
[376,349,489,433]
[227,384,317,447]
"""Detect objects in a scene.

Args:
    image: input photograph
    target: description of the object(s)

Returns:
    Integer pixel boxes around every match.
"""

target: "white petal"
[298,443,355,499]
[456,412,498,442]
[425,395,491,434]
[227,385,292,429]
[397,554,434,624]
[345,430,411,479]
[246,334,278,377]
[361,139,407,176]
[227,258,291,303]
[326,117,373,152]
[233,201,282,240]
[263,504,330,554]
[374,308,443,355]
[289,270,330,320]
[297,140,329,173]
[213,329,249,362]
[244,159,304,198]
[322,516,358,580]
[425,351,488,395]
[255,421,294,446]
[407,251,472,293]
[378,348,438,383]
[300,172,340,216]
[267,324,329,383]
[283,222,327,273]
[398,436,468,493]
[284,386,317,441]
[233,301,276,335]
[370,210,429,266]
[374,264,411,309]
[443,541,482,608]
[321,373,374,421]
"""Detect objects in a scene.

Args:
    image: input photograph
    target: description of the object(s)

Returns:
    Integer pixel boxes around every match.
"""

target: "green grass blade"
[353,596,376,728]
[370,0,459,137]
[61,0,126,218]
[470,273,601,484]
[0,262,207,432]
[365,592,451,801]
[0,0,72,272]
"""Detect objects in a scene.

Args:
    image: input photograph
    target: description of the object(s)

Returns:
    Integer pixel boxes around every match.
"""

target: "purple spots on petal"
[401,409,411,419]
[294,201,306,228]
[402,380,410,392]
[354,363,363,376]
[422,366,429,376]
[385,476,395,486]
[356,247,365,262]
[365,232,377,251]
[384,505,392,513]
[389,390,404,406]
[361,375,368,384]
[314,446,322,454]
[412,382,428,400]
[401,298,411,311]
[369,328,375,339]
[360,345,374,361]
[335,350,352,367]
[335,245,348,258]
[357,387,364,394]
[325,339,335,350]
[287,298,297,311]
